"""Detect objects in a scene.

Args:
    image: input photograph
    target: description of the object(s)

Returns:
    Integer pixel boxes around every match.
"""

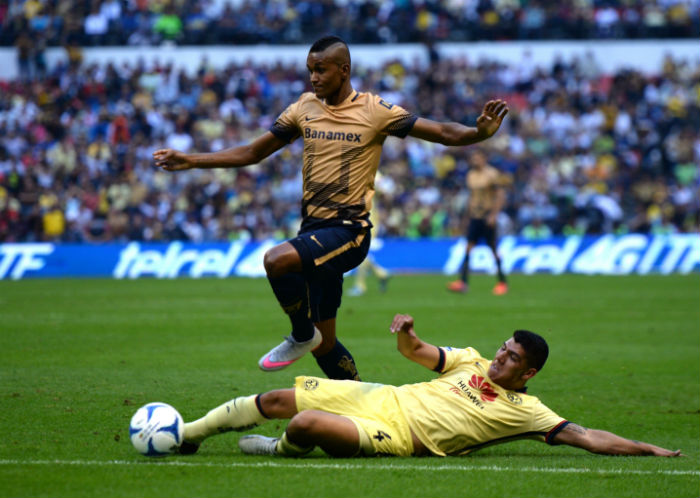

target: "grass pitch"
[0,274,698,497]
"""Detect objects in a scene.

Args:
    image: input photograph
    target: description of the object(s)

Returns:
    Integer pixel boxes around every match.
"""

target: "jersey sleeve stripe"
[269,122,299,143]
[385,114,418,138]
[545,420,570,445]
[433,347,446,373]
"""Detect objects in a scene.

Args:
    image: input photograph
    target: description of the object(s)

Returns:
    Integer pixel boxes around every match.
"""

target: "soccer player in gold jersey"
[177,313,681,458]
[448,149,509,295]
[153,36,509,381]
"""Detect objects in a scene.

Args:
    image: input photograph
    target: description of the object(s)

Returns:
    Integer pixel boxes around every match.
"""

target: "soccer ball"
[129,402,184,457]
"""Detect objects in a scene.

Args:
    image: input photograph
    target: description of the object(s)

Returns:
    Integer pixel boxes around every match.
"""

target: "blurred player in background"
[448,149,509,295]
[154,35,508,381]
[348,203,390,296]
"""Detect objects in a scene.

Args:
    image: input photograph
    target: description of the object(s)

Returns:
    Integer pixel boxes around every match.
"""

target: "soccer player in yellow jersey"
[348,205,390,296]
[177,313,682,458]
[153,36,509,381]
[448,149,509,295]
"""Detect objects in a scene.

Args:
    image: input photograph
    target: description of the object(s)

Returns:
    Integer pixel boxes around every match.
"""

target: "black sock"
[460,254,470,283]
[268,273,314,342]
[495,256,506,283]
[315,340,360,381]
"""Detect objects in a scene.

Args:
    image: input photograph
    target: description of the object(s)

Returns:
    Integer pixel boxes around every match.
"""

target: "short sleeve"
[373,96,417,138]
[270,101,301,143]
[439,347,483,373]
[531,400,568,444]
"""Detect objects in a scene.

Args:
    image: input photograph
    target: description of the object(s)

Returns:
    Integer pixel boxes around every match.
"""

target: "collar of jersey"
[321,90,360,108]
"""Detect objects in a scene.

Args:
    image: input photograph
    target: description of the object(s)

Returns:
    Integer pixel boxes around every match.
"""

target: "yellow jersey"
[270,91,417,227]
[396,346,566,456]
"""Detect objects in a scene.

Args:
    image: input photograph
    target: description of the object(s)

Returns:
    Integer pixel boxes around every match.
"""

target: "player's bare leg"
[240,409,361,457]
[237,388,317,457]
[286,410,361,457]
[312,318,336,355]
[263,242,303,278]
[234,392,358,457]
[257,389,298,418]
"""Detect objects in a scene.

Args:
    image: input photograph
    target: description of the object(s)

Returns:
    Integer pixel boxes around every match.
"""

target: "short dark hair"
[309,35,349,55]
[513,330,549,371]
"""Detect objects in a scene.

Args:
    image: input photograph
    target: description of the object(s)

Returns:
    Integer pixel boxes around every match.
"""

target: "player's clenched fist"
[153,149,194,171]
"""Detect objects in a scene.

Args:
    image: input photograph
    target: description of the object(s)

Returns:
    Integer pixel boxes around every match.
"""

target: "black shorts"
[467,218,497,246]
[288,223,371,322]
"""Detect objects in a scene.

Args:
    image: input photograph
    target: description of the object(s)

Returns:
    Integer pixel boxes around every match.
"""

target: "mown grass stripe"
[0,459,696,477]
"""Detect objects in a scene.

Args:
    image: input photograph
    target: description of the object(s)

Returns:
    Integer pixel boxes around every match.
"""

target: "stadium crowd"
[0,44,698,243]
[2,0,699,48]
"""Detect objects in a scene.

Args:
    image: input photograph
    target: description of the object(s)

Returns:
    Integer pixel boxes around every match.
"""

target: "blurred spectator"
[183,2,211,45]
[521,218,553,240]
[153,4,183,44]
[0,46,698,243]
[83,2,110,46]
[0,0,698,47]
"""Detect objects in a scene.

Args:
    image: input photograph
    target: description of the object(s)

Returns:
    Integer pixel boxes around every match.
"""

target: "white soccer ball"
[129,402,184,457]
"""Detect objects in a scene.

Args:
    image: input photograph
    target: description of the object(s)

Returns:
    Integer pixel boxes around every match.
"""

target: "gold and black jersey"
[270,91,417,226]
[466,165,508,219]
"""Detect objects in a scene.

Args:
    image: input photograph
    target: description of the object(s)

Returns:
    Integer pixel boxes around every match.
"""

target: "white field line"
[0,459,697,477]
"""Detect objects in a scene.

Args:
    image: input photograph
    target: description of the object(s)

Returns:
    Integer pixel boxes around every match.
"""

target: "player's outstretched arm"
[408,99,509,146]
[390,314,441,370]
[553,422,682,457]
[153,131,287,171]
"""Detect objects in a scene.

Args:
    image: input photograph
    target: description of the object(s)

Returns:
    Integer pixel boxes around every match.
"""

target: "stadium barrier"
[1,234,698,280]
[1,40,698,80]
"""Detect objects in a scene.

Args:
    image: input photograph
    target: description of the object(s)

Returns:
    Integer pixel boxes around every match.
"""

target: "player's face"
[488,338,536,390]
[306,52,347,99]
[470,151,487,169]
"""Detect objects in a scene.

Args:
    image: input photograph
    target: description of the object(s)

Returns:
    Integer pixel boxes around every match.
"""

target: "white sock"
[184,395,265,443]
[275,432,313,457]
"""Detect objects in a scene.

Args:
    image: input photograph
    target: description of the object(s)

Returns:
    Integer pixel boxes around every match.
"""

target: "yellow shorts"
[294,376,414,457]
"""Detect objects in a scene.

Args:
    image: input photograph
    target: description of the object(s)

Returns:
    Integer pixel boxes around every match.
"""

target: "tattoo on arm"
[566,423,588,435]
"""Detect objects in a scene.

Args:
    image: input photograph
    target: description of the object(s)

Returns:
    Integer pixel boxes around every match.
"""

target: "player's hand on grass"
[390,313,416,337]
[475,99,509,139]
[642,440,683,457]
[654,447,683,457]
[153,149,194,171]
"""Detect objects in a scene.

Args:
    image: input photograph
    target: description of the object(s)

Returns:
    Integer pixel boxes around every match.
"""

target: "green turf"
[0,274,698,497]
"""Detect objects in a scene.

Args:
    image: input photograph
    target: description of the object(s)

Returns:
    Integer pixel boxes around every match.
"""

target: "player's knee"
[287,411,319,436]
[263,249,285,278]
[285,412,321,449]
[264,245,302,278]
[258,389,294,417]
